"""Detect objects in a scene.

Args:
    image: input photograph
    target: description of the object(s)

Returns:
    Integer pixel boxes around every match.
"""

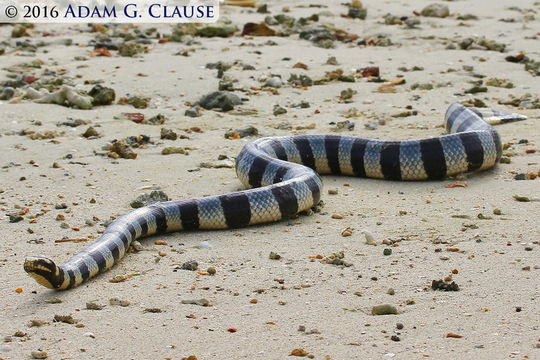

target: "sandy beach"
[0,0,539,359]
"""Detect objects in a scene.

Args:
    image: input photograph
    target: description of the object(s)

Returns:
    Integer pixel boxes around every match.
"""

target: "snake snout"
[24,256,56,274]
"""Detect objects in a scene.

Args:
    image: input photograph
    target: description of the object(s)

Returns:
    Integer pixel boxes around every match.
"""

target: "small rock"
[341,227,353,237]
[273,104,287,115]
[130,190,169,208]
[0,87,15,100]
[371,304,398,315]
[185,106,202,117]
[197,241,212,249]
[126,96,149,109]
[326,56,338,65]
[206,267,216,275]
[162,147,189,155]
[88,85,115,106]
[465,86,487,94]
[348,8,367,19]
[144,308,162,313]
[160,128,177,140]
[181,260,198,271]
[195,24,237,38]
[199,91,242,111]
[31,351,48,359]
[431,279,460,291]
[146,114,167,125]
[181,298,211,306]
[241,22,277,37]
[363,230,377,246]
[119,42,146,57]
[53,314,76,324]
[269,252,281,260]
[109,298,130,307]
[8,214,24,223]
[265,77,282,88]
[82,126,100,138]
[290,348,309,357]
[86,302,104,310]
[224,125,258,139]
[420,4,450,18]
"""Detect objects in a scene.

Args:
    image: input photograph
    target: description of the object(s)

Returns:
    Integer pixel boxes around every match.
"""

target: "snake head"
[24,256,64,289]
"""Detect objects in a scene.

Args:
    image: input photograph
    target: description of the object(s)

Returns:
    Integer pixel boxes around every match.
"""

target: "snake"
[24,103,525,290]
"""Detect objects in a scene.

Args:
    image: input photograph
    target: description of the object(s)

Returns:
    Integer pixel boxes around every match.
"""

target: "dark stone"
[199,91,242,111]
[89,85,115,106]
[348,8,367,19]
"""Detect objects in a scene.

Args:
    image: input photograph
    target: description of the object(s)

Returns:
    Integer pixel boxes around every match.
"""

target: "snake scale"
[24,103,525,290]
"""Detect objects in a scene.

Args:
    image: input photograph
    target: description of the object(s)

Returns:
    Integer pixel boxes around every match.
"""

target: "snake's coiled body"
[24,104,525,290]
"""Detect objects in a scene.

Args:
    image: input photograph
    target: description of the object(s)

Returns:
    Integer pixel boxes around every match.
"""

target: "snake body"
[24,103,525,290]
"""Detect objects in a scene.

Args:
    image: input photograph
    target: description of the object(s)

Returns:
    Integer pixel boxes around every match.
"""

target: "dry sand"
[0,0,539,359]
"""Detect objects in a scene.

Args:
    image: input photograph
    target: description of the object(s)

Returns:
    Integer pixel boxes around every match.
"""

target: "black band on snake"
[24,103,526,290]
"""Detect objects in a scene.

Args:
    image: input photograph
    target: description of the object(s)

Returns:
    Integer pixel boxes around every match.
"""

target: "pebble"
[326,56,338,65]
[269,251,281,260]
[341,227,353,237]
[199,160,235,169]
[363,230,377,246]
[82,126,100,138]
[0,87,15,100]
[265,77,282,88]
[181,298,211,306]
[387,288,395,295]
[160,128,177,140]
[162,147,189,155]
[185,106,202,117]
[371,304,398,315]
[130,190,169,208]
[181,260,198,271]
[420,4,450,18]
[383,248,392,256]
[109,298,130,307]
[431,279,459,291]
[31,351,48,359]
[348,8,367,19]
[299,27,336,48]
[53,314,76,324]
[197,241,212,249]
[396,323,404,330]
[29,319,49,327]
[86,302,104,310]
[290,348,309,357]
[288,73,313,87]
[273,104,287,115]
[224,125,258,139]
[465,86,487,94]
[8,214,23,223]
[199,91,242,111]
[207,267,216,275]
[144,308,162,313]
[88,85,115,106]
